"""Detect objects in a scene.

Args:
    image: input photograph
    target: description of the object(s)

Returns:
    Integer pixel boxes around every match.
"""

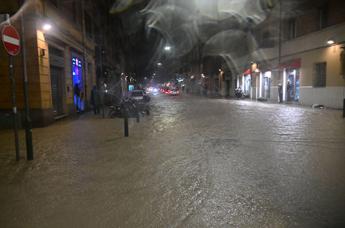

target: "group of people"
[74,84,102,115]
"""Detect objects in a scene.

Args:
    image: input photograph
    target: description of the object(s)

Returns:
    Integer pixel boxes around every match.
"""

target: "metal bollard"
[124,115,129,137]
[136,112,140,123]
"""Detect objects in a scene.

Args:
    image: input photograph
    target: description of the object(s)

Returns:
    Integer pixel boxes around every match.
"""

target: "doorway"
[286,69,300,101]
[263,75,271,99]
[263,77,271,99]
[50,66,64,116]
[242,75,251,97]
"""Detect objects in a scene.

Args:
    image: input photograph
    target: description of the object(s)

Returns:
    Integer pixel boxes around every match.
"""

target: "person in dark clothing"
[74,83,81,112]
[91,85,101,114]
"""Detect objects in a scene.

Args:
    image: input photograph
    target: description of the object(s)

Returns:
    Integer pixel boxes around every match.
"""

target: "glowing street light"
[327,39,335,45]
[157,62,162,66]
[164,46,171,51]
[42,23,52,31]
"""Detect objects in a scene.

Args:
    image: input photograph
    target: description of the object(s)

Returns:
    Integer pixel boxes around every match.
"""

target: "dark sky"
[110,0,164,81]
[109,0,324,82]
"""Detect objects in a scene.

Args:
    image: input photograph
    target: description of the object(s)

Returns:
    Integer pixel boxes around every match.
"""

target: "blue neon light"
[72,57,84,111]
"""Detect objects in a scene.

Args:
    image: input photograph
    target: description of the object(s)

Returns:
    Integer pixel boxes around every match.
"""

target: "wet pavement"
[1,94,345,228]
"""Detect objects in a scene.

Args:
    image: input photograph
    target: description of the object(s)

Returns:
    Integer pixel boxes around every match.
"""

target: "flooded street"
[1,95,345,227]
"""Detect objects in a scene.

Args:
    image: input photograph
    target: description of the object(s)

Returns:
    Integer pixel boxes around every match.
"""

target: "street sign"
[2,24,20,56]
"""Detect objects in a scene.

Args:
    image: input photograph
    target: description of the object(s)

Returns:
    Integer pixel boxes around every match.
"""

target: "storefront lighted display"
[72,57,84,111]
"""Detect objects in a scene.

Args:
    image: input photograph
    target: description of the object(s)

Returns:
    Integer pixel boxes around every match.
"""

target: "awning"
[243,69,251,75]
[278,58,301,69]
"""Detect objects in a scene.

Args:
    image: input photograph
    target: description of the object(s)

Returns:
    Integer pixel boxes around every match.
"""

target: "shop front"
[280,59,301,102]
[72,55,84,112]
[49,46,66,117]
[284,69,300,102]
[241,69,251,97]
[262,71,272,99]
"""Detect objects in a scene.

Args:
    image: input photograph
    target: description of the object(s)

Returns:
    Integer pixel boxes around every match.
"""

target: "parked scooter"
[108,97,138,118]
[120,97,139,117]
[108,105,122,118]
[234,87,243,99]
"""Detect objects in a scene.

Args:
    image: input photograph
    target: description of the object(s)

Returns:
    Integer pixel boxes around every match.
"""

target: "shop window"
[260,30,274,48]
[319,5,328,29]
[313,62,327,87]
[288,18,296,40]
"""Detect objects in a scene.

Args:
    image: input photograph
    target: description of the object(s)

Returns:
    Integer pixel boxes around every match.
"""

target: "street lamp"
[42,23,52,31]
[327,39,335,45]
[157,62,162,66]
[164,46,171,51]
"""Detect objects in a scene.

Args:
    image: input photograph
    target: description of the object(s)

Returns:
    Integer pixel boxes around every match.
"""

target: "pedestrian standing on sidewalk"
[91,85,101,114]
[80,91,85,112]
[74,83,81,112]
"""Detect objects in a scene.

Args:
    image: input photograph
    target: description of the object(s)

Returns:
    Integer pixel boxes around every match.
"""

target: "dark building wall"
[328,0,345,25]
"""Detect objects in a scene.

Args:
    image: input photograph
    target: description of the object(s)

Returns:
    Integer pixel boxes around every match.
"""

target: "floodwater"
[0,95,345,227]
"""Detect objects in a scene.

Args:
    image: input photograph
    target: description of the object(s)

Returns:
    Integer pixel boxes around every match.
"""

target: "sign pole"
[8,55,20,161]
[20,10,34,160]
[136,112,140,123]
[2,15,22,161]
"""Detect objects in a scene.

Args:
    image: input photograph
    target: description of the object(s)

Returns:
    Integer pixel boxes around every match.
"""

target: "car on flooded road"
[168,88,180,96]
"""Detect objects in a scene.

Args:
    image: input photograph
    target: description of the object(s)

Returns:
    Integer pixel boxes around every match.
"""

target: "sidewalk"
[186,91,345,112]
[0,112,126,165]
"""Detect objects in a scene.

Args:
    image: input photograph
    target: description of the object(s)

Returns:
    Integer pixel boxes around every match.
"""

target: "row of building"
[0,0,129,127]
[181,0,345,109]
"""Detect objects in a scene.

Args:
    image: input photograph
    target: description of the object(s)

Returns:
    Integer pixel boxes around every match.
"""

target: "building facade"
[0,0,121,127]
[240,0,345,108]
[179,0,345,109]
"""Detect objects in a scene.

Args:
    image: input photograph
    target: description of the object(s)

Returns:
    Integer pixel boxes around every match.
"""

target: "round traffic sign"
[2,25,21,56]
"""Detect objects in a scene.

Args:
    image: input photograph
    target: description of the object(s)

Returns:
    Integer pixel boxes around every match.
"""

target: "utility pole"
[9,52,20,161]
[278,0,282,66]
[20,0,34,160]
[81,0,88,111]
[278,0,283,103]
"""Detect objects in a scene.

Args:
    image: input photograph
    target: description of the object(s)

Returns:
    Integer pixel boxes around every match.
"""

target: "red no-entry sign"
[2,24,20,56]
